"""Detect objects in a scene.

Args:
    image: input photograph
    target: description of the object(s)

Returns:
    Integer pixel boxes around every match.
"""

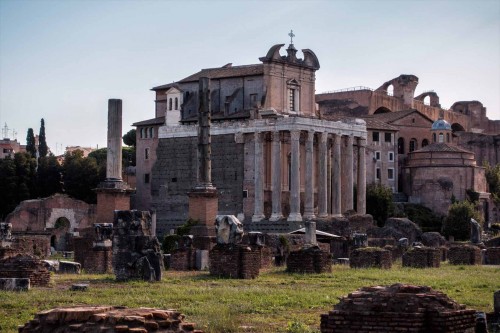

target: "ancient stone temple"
[135,38,367,236]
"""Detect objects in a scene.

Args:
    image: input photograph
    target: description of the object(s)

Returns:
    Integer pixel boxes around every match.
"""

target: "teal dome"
[431,119,451,131]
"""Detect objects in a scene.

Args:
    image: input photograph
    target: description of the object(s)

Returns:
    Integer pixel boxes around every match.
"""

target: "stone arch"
[51,217,71,251]
[374,106,392,114]
[451,123,465,133]
[409,138,418,152]
[422,139,429,147]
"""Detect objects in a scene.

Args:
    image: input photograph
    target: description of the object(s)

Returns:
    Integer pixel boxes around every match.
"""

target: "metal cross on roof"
[288,30,295,44]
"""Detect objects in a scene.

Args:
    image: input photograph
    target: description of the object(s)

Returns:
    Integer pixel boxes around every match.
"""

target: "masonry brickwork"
[350,248,392,269]
[11,233,51,258]
[0,255,50,287]
[485,247,500,265]
[448,245,482,265]
[320,284,476,333]
[18,306,203,333]
[209,244,261,279]
[73,235,94,270]
[286,246,332,274]
[402,247,441,268]
[84,246,113,274]
[170,248,197,271]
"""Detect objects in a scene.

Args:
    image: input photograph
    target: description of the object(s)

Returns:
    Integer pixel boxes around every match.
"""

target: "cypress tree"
[38,118,48,158]
[26,128,37,158]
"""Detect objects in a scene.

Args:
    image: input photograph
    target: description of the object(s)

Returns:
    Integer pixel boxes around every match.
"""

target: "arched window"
[140,128,145,139]
[439,133,444,143]
[169,98,172,111]
[422,139,429,147]
[175,97,178,110]
[409,138,417,152]
[433,133,437,143]
[398,137,405,154]
[149,127,154,138]
[446,133,450,143]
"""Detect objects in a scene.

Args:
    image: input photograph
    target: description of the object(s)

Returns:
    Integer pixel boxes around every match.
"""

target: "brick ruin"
[170,247,197,271]
[287,246,332,273]
[18,306,203,333]
[448,245,482,265]
[402,247,441,268]
[112,210,162,281]
[0,254,51,287]
[320,284,476,333]
[209,244,261,279]
[350,247,392,269]
[485,247,500,265]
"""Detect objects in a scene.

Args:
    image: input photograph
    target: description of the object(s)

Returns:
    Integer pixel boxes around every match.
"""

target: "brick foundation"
[170,248,197,271]
[440,246,448,261]
[402,247,441,268]
[18,306,203,333]
[0,255,50,287]
[287,246,332,274]
[350,248,392,269]
[10,233,51,258]
[448,245,482,265]
[485,247,500,265]
[85,246,113,274]
[209,244,261,279]
[73,236,94,270]
[320,284,476,333]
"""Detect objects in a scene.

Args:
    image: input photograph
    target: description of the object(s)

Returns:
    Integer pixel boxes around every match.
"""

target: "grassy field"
[1,263,499,333]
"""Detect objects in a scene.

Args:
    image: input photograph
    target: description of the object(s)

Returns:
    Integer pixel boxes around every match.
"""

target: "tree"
[37,155,63,197]
[38,118,48,158]
[62,150,101,203]
[366,183,395,227]
[26,128,37,158]
[485,163,500,204]
[13,152,37,202]
[122,129,136,148]
[0,156,18,217]
[442,200,482,241]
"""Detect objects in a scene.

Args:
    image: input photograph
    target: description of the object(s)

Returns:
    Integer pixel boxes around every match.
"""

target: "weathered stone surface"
[448,245,482,265]
[59,261,81,274]
[350,247,392,269]
[209,244,261,279]
[384,217,422,244]
[421,231,447,247]
[0,277,29,291]
[320,284,476,333]
[215,215,243,245]
[70,284,88,291]
[0,254,50,287]
[18,306,204,333]
[402,247,441,268]
[286,246,332,274]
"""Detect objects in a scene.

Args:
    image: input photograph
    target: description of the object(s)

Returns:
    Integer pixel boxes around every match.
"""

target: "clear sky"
[1,0,499,154]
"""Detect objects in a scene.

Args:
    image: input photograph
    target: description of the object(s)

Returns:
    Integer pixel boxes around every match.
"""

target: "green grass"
[1,263,498,333]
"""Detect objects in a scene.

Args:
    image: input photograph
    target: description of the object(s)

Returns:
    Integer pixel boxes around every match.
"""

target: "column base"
[303,212,316,220]
[252,214,265,222]
[331,213,343,218]
[287,213,303,222]
[317,213,329,218]
[269,213,283,222]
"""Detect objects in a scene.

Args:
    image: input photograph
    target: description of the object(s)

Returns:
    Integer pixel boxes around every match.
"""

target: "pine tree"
[38,118,48,158]
[26,128,37,158]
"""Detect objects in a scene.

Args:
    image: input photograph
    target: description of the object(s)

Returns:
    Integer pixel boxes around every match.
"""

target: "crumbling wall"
[287,246,332,274]
[209,244,260,279]
[448,245,482,265]
[10,233,50,258]
[350,248,392,269]
[0,255,50,287]
[18,306,203,333]
[485,247,500,265]
[402,247,441,268]
[320,284,476,333]
[170,248,197,271]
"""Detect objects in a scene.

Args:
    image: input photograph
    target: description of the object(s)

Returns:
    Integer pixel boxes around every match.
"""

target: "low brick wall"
[170,248,197,271]
[320,284,476,333]
[382,245,403,261]
[350,248,392,269]
[11,234,51,258]
[209,244,261,279]
[256,246,273,268]
[287,246,332,274]
[402,247,441,268]
[448,245,482,265]
[0,255,50,287]
[73,236,94,268]
[84,246,113,274]
[485,247,500,265]
[440,246,448,261]
[18,306,203,333]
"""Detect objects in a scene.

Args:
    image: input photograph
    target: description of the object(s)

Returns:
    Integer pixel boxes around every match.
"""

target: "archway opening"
[422,139,429,147]
[451,123,465,133]
[387,84,394,96]
[398,137,405,154]
[374,107,392,114]
[423,96,430,105]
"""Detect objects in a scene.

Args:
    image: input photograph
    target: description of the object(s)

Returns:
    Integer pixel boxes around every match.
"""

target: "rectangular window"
[372,131,379,142]
[388,168,394,180]
[385,132,392,143]
[388,152,394,162]
[375,151,381,161]
[145,148,150,160]
[376,168,381,180]
[289,89,296,112]
[144,173,150,184]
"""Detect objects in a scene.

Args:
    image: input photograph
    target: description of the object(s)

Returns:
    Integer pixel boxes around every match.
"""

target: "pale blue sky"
[1,0,499,153]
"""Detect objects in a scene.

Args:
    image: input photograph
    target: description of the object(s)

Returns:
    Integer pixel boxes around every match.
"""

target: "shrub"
[176,218,198,236]
[403,204,443,233]
[366,183,394,227]
[161,234,180,254]
[442,201,482,241]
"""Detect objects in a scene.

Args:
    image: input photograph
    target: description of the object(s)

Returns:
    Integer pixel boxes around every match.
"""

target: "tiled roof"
[179,64,263,83]
[132,117,165,126]
[366,109,434,124]
[413,143,472,153]
[321,115,398,131]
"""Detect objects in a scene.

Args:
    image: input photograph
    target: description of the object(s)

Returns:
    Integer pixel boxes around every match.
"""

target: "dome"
[431,118,451,131]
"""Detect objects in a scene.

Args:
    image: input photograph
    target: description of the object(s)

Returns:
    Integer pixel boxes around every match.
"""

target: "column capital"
[358,137,367,147]
[333,133,342,145]
[290,130,301,141]
[271,131,281,142]
[320,132,328,144]
[254,131,263,143]
[307,130,315,140]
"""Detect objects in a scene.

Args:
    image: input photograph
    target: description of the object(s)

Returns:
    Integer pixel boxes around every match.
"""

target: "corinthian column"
[345,135,354,211]
[332,134,342,216]
[303,130,315,220]
[288,130,302,222]
[357,137,367,214]
[252,132,265,222]
[270,131,283,221]
[106,99,123,182]
[318,132,328,217]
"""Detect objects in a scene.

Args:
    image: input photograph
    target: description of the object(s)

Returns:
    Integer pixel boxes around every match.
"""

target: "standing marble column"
[318,132,328,217]
[252,132,265,222]
[331,134,342,216]
[270,131,283,221]
[345,135,354,211]
[303,130,315,220]
[106,99,123,182]
[288,130,302,222]
[357,138,367,214]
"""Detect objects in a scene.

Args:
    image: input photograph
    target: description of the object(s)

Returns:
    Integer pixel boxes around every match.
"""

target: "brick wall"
[84,246,113,274]
[170,248,196,271]
[402,247,441,268]
[287,247,332,274]
[485,247,500,265]
[73,236,94,269]
[448,245,482,265]
[350,248,392,269]
[11,234,50,258]
[209,244,261,279]
[0,255,51,287]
